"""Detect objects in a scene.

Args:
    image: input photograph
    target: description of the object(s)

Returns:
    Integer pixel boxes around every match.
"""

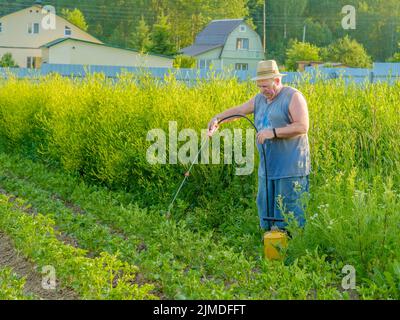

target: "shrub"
[285,40,321,71]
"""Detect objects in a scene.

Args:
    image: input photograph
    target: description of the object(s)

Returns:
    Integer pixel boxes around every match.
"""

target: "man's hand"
[256,129,274,144]
[207,117,219,136]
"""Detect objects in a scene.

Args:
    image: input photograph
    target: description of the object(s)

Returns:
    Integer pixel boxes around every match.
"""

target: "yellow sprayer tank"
[264,229,288,260]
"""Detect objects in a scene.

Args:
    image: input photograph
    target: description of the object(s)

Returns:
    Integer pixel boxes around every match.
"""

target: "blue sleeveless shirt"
[254,86,311,179]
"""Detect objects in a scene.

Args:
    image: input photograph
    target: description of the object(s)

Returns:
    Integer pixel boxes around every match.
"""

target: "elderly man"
[208,60,311,231]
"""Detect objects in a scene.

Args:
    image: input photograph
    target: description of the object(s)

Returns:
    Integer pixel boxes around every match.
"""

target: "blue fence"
[304,63,400,84]
[1,62,400,84]
[0,63,257,83]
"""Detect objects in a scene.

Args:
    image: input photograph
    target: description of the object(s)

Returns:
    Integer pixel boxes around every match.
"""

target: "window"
[28,23,39,34]
[27,57,33,68]
[239,25,246,32]
[27,57,40,69]
[235,63,248,71]
[236,38,249,50]
[64,26,72,36]
[198,59,212,69]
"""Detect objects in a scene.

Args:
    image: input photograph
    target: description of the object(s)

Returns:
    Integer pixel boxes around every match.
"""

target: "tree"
[129,16,152,53]
[387,52,400,62]
[285,40,321,71]
[147,0,250,49]
[61,8,88,31]
[323,35,372,68]
[90,23,104,38]
[148,13,177,56]
[387,39,400,62]
[248,0,399,62]
[303,18,333,47]
[173,55,196,69]
[0,53,18,68]
[108,22,133,47]
[264,0,309,54]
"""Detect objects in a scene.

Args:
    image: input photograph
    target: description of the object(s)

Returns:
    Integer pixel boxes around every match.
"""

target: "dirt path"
[0,232,79,300]
[0,185,165,300]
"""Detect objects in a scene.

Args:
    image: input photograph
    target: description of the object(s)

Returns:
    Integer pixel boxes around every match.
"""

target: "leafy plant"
[285,40,321,71]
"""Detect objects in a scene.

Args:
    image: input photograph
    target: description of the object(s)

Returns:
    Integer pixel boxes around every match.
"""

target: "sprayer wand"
[166,134,211,217]
[166,115,284,228]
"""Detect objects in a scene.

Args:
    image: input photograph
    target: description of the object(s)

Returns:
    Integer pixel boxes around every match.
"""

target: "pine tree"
[129,16,152,53]
[148,13,177,56]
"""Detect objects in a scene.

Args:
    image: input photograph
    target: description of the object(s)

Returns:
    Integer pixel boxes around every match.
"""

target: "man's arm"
[208,97,255,131]
[256,92,309,143]
[276,92,309,138]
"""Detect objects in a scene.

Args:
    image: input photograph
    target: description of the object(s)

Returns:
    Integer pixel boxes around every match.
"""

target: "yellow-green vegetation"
[0,267,33,300]
[0,74,399,299]
[0,192,157,300]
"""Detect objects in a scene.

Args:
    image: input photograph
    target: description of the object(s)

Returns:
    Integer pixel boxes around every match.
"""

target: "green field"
[0,74,399,300]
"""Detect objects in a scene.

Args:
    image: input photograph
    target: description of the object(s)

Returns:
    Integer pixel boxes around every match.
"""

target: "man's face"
[257,78,279,100]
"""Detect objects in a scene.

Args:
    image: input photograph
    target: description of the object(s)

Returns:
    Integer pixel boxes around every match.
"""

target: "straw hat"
[252,60,286,81]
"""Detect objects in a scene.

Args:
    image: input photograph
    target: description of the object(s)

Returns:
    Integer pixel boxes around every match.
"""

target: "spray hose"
[167,114,284,226]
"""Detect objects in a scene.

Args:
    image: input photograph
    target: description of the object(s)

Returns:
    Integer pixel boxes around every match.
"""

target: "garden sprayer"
[166,115,288,260]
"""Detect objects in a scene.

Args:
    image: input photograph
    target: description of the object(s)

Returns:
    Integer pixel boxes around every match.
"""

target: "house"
[181,19,264,71]
[0,1,173,69]
[0,1,102,68]
[41,38,173,68]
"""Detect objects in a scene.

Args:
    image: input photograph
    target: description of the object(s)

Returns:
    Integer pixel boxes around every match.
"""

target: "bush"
[285,40,321,71]
[0,53,18,68]
[387,52,400,62]
[173,55,196,68]
[322,35,372,68]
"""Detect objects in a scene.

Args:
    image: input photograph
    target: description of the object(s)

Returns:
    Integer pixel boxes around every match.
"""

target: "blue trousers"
[257,176,309,231]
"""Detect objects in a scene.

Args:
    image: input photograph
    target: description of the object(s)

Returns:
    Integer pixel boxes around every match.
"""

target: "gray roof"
[196,19,244,45]
[180,19,244,56]
[41,38,174,59]
[41,38,72,48]
[181,44,222,56]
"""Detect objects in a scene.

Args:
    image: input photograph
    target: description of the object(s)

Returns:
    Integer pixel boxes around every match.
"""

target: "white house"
[181,19,264,71]
[41,38,173,68]
[0,1,102,68]
[0,1,173,69]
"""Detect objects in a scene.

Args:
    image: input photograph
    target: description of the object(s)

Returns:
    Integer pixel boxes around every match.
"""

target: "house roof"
[41,38,174,60]
[0,3,42,19]
[41,38,71,48]
[180,19,245,56]
[181,44,223,56]
[195,19,244,45]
